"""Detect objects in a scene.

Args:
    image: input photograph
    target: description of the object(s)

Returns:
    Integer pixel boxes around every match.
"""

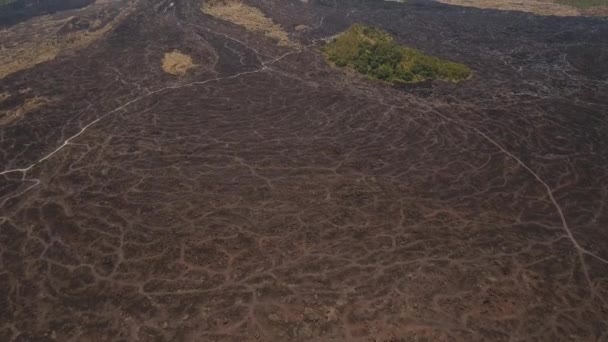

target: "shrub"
[373,64,394,80]
[322,24,471,84]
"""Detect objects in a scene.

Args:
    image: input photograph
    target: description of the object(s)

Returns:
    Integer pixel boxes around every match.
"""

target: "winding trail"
[2,23,605,306]
[1,2,607,338]
[431,109,608,304]
[0,37,311,198]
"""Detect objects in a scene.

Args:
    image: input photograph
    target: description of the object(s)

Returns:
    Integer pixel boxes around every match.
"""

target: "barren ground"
[1,0,608,341]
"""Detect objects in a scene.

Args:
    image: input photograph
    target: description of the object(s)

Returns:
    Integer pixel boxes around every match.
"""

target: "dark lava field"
[1,0,608,341]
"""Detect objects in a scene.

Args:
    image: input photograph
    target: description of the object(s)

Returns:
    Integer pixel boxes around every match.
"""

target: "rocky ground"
[1,0,607,341]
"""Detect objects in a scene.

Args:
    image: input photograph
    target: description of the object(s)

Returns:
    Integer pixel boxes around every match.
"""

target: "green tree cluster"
[323,24,471,84]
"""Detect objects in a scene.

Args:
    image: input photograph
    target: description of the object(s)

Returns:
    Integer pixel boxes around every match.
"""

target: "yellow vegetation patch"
[0,96,53,126]
[201,0,296,47]
[161,51,196,76]
[1,40,64,80]
[436,0,581,16]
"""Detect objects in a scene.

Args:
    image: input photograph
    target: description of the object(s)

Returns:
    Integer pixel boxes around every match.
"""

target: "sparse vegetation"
[0,3,134,79]
[162,51,196,76]
[0,96,52,125]
[201,0,296,47]
[0,40,63,80]
[436,0,608,16]
[555,0,607,9]
[322,24,471,84]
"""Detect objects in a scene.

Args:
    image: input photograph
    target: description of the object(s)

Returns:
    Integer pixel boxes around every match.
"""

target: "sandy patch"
[161,51,196,76]
[201,0,296,47]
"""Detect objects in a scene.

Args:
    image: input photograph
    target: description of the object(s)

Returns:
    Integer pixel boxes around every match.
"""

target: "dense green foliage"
[322,24,471,84]
[556,0,607,9]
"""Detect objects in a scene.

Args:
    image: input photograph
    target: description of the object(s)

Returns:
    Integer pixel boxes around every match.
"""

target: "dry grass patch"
[0,2,134,80]
[0,96,52,126]
[435,0,593,16]
[1,40,65,80]
[556,0,608,9]
[162,51,196,76]
[201,0,296,47]
[582,5,608,13]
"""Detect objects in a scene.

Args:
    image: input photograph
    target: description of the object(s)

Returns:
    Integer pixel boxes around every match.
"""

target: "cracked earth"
[1,0,608,341]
